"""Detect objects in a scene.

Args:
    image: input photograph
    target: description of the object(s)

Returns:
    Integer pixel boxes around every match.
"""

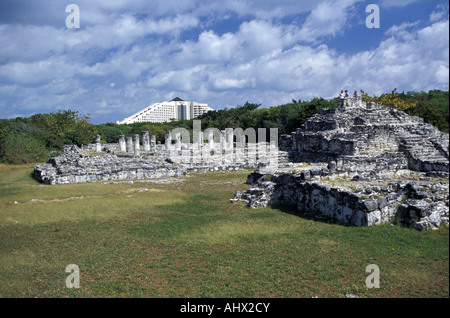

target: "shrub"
[0,131,48,164]
[101,126,124,143]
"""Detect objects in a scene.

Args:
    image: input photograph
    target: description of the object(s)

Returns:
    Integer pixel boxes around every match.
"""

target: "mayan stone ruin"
[231,97,449,230]
[33,96,449,230]
[33,126,282,185]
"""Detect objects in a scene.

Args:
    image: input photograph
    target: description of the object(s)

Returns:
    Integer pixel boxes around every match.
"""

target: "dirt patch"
[117,188,166,194]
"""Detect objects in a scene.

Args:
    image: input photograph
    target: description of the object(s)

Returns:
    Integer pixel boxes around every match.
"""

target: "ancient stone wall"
[232,169,449,230]
[33,145,186,185]
[33,128,284,185]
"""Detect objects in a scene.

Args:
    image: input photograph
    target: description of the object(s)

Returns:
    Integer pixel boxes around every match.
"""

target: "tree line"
[0,89,448,164]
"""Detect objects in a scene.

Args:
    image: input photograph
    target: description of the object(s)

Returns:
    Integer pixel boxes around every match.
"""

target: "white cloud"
[435,65,449,84]
[430,4,449,22]
[298,0,363,42]
[238,19,300,55]
[0,0,448,123]
[344,17,449,95]
[0,24,67,63]
[177,30,241,65]
[385,21,420,39]
[214,78,248,90]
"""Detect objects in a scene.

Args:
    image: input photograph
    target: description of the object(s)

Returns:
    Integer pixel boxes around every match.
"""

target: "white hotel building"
[116,97,214,124]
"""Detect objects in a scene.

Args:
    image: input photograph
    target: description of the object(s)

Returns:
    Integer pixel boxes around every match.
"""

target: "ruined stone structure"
[232,97,449,230]
[33,97,449,230]
[232,167,448,230]
[34,144,186,184]
[33,129,283,185]
[280,97,449,174]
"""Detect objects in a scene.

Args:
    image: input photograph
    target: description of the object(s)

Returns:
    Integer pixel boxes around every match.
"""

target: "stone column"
[193,131,201,153]
[226,128,233,147]
[268,127,279,171]
[95,134,101,152]
[119,135,126,152]
[225,128,234,163]
[174,132,181,151]
[165,131,172,151]
[220,130,226,152]
[133,134,140,156]
[191,131,202,164]
[208,130,214,150]
[240,135,246,149]
[150,135,156,151]
[142,131,150,151]
[126,136,133,153]
[234,130,245,164]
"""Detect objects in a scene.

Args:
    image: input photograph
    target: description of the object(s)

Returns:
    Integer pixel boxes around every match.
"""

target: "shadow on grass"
[270,203,352,228]
[26,171,43,185]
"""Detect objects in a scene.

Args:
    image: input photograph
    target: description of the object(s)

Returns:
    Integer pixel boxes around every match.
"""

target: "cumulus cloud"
[342,17,449,95]
[385,21,420,38]
[298,0,363,42]
[0,0,448,123]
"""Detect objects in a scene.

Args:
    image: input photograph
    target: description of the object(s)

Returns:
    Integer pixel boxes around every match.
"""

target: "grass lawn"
[0,163,448,298]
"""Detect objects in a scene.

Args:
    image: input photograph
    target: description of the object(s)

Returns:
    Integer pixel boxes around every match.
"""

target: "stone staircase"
[398,134,449,172]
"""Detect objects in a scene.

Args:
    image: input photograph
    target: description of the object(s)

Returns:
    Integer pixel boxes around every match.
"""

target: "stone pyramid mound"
[280,97,449,175]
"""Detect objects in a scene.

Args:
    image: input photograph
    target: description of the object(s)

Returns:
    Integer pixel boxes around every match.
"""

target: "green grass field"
[0,164,448,298]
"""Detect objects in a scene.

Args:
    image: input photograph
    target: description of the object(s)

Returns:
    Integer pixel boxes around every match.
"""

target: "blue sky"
[0,0,448,124]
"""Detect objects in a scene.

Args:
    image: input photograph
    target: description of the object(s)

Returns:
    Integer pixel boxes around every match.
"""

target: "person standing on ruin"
[338,90,345,109]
